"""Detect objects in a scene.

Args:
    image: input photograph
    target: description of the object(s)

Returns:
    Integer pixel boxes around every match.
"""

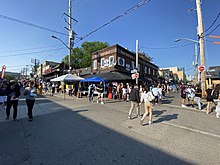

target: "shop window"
[132,61,135,69]
[118,57,125,67]
[144,66,147,73]
[101,58,105,68]
[93,60,97,70]
[109,56,114,66]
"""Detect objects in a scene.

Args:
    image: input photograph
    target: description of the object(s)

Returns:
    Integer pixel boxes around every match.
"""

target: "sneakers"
[28,118,33,122]
[128,116,132,119]
[5,116,9,120]
[148,121,152,125]
[97,100,99,103]
[216,114,219,118]
[101,102,104,104]
[181,104,187,107]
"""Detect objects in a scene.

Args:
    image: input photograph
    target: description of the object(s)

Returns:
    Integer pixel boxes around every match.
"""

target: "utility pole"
[68,0,73,72]
[194,44,199,83]
[136,40,139,85]
[196,0,206,97]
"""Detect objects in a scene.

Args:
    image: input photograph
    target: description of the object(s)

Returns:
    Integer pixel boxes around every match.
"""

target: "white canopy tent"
[50,74,84,82]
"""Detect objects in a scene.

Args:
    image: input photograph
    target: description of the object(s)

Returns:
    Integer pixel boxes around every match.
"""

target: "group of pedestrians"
[128,84,162,126]
[180,83,220,118]
[0,79,37,121]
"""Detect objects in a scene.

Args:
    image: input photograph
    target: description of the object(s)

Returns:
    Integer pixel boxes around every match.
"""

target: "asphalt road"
[0,92,219,165]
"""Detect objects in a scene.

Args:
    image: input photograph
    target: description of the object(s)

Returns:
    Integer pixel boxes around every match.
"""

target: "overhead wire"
[0,44,63,53]
[140,43,194,50]
[205,12,220,32]
[0,47,65,58]
[0,14,68,36]
[74,0,151,44]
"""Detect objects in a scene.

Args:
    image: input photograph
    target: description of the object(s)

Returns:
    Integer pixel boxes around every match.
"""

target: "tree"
[63,41,109,69]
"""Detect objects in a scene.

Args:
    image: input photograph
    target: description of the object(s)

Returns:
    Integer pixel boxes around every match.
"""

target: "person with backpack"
[128,85,140,119]
[139,86,155,125]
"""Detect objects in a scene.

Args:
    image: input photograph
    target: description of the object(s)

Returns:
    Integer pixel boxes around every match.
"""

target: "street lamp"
[175,38,200,84]
[51,35,72,72]
[175,37,207,98]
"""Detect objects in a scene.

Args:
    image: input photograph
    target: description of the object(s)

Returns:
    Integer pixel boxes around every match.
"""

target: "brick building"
[91,44,158,82]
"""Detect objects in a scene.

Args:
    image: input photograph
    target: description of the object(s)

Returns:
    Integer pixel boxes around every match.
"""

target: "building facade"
[91,44,158,82]
[160,67,186,83]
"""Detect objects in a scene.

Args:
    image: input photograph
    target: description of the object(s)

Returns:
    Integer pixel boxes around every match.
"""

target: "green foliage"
[63,41,109,69]
[3,74,14,81]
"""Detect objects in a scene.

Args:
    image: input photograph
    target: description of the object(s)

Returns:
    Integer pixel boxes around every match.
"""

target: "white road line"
[163,122,220,139]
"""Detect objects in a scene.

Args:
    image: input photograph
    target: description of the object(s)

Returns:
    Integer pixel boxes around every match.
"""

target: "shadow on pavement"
[153,113,179,124]
[0,102,190,165]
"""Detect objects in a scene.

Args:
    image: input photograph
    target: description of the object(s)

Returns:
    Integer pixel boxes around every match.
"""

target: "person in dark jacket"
[128,85,140,119]
[5,81,21,121]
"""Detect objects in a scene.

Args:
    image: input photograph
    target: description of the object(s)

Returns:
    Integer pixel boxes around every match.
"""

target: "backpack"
[212,90,219,100]
[147,91,155,102]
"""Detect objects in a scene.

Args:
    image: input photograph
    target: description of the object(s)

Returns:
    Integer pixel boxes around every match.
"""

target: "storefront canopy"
[80,76,107,83]
[50,74,84,82]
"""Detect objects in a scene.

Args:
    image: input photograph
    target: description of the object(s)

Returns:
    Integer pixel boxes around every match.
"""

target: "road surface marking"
[163,122,220,139]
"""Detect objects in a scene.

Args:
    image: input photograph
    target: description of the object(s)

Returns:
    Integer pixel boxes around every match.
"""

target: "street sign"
[131,73,139,79]
[198,66,205,72]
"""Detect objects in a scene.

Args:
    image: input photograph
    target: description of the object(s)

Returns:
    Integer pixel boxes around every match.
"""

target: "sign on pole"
[198,66,205,72]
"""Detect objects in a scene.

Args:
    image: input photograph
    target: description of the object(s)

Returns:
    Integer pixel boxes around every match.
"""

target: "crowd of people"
[180,83,220,118]
[1,77,219,123]
[0,79,37,121]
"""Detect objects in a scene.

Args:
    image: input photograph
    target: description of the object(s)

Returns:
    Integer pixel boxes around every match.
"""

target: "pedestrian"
[180,84,187,107]
[139,86,155,125]
[96,81,104,104]
[128,85,140,119]
[5,81,21,121]
[151,84,159,104]
[185,85,195,107]
[88,84,94,102]
[157,85,163,102]
[24,81,37,121]
[68,84,73,96]
[205,84,214,114]
[51,83,56,96]
[194,84,202,110]
[215,94,220,118]
[122,84,127,101]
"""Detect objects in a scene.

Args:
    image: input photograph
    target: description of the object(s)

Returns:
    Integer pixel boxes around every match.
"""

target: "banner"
[1,65,6,78]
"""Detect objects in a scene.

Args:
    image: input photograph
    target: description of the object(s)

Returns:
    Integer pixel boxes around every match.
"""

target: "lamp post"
[51,35,72,73]
[175,38,200,83]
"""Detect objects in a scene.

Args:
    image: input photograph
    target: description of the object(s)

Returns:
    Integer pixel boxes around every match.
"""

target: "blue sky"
[0,0,219,77]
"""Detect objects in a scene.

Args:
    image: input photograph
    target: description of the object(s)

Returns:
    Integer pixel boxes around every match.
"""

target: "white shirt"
[152,87,159,96]
[140,91,154,103]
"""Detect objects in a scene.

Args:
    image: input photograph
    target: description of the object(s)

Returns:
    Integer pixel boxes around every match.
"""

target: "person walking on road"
[24,81,37,121]
[5,81,21,121]
[96,81,104,104]
[151,85,159,104]
[205,84,214,114]
[180,84,187,107]
[128,85,140,119]
[194,84,202,110]
[139,87,155,125]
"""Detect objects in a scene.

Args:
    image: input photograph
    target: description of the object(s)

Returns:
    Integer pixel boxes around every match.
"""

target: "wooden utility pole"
[136,40,139,85]
[68,0,72,71]
[196,0,206,97]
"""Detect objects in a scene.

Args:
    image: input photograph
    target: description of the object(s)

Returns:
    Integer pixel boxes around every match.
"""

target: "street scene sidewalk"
[0,92,219,165]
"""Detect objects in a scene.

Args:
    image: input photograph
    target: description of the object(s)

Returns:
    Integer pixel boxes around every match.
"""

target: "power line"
[0,44,64,53]
[140,43,194,50]
[0,47,65,58]
[205,23,220,36]
[74,0,151,44]
[205,12,220,32]
[0,14,68,36]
